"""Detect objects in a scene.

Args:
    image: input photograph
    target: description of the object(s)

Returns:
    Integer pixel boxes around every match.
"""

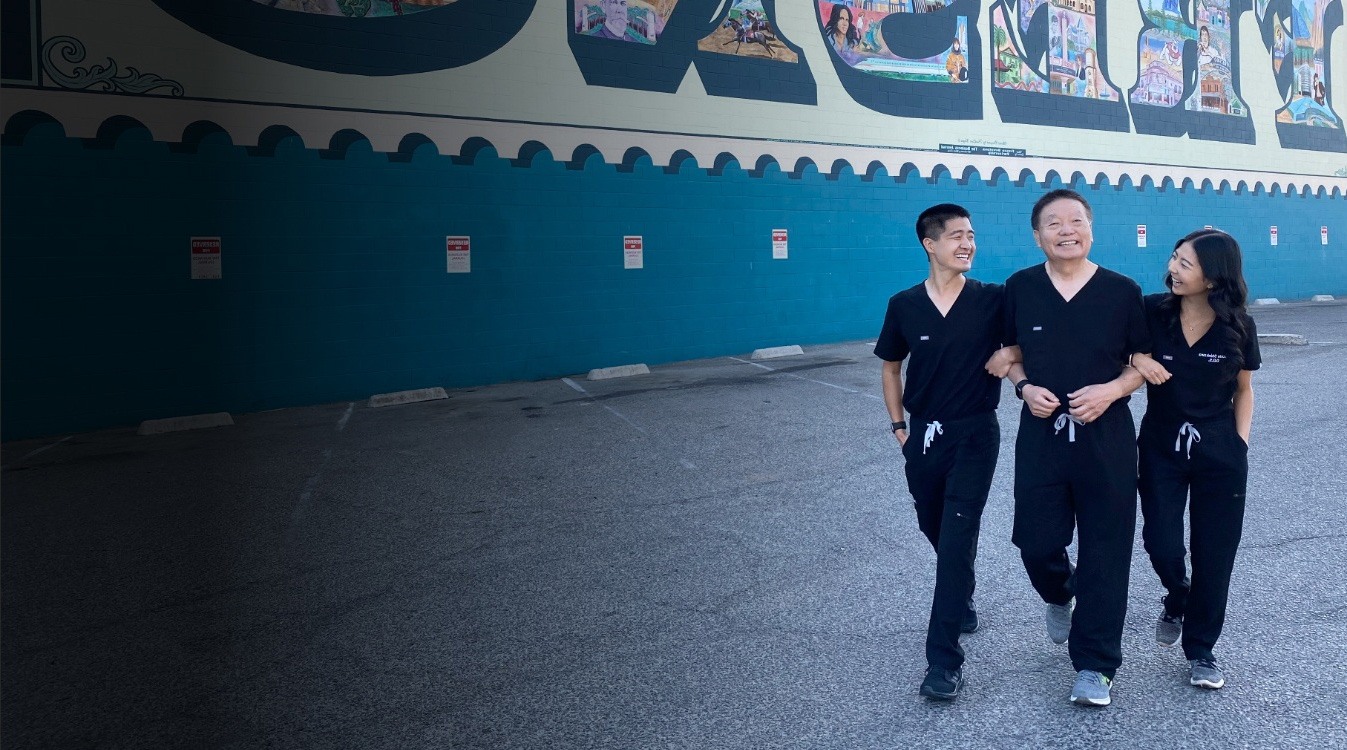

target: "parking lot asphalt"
[3,301,1346,749]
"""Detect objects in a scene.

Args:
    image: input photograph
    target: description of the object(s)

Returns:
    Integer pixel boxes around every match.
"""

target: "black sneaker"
[1156,611,1182,647]
[961,606,980,635]
[919,666,963,701]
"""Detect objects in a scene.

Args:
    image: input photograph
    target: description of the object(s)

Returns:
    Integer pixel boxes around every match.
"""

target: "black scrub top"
[874,278,1004,421]
[1142,293,1261,423]
[1003,264,1150,410]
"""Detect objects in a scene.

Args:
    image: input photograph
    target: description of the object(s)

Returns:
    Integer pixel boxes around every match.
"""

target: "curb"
[1257,333,1308,346]
[369,387,449,408]
[751,345,804,360]
[138,412,234,436]
[588,364,650,380]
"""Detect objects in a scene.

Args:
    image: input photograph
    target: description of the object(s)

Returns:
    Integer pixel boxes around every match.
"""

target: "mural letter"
[1254,0,1345,151]
[152,0,537,76]
[1129,0,1255,143]
[989,0,1129,131]
[816,0,983,120]
[570,0,814,104]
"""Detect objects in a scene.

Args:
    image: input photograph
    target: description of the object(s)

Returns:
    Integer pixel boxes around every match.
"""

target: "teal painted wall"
[2,121,1344,439]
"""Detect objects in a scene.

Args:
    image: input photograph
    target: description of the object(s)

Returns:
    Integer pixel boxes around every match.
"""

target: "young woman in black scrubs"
[1131,229,1260,691]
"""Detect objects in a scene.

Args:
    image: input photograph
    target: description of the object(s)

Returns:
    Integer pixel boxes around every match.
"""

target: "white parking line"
[728,356,868,396]
[561,377,647,435]
[10,435,72,466]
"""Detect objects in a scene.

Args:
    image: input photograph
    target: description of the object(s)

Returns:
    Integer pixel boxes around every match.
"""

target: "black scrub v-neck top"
[873,278,1004,421]
[1142,293,1261,423]
[1003,264,1150,410]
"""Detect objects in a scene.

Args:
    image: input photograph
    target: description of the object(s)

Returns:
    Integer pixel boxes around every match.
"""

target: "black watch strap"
[1015,379,1031,400]
[891,421,907,432]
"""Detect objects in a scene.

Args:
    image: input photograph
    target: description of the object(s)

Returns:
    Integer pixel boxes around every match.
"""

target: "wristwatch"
[891,421,907,432]
[1014,379,1031,400]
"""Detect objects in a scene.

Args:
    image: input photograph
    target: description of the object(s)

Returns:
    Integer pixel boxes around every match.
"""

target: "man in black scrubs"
[1003,189,1149,707]
[875,204,1017,701]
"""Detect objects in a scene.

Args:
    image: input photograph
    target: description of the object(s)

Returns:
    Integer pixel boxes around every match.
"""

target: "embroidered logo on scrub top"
[1161,354,1174,360]
[920,335,930,341]
[1198,352,1227,364]
[1032,326,1043,331]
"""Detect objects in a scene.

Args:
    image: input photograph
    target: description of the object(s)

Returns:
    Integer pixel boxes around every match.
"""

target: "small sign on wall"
[772,229,789,259]
[446,236,471,273]
[191,236,221,279]
[623,235,643,269]
[1323,226,1330,246]
[1270,226,1279,246]
[1136,225,1147,248]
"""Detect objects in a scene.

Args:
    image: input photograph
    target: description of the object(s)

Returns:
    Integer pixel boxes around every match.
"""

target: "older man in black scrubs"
[875,204,1018,701]
[1004,189,1149,707]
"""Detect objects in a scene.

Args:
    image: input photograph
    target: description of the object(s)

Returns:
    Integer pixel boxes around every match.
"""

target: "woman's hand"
[1130,352,1172,385]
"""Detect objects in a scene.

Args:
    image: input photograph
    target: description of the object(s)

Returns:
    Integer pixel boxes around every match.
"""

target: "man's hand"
[1022,384,1061,419]
[985,345,1022,378]
[894,428,908,447]
[1067,383,1120,423]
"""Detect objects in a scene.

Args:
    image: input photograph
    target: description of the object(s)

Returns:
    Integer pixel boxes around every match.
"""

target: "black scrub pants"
[1138,414,1248,662]
[903,411,999,671]
[1011,404,1137,679]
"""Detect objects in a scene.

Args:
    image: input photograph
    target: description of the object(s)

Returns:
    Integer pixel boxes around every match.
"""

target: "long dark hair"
[1159,229,1251,344]
[824,5,860,48]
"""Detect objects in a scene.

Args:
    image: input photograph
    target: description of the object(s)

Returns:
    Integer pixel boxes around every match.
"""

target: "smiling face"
[1032,197,1093,262]
[1166,241,1211,297]
[924,216,976,273]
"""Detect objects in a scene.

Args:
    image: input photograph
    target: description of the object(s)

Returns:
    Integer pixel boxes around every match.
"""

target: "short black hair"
[915,203,971,244]
[1031,188,1092,229]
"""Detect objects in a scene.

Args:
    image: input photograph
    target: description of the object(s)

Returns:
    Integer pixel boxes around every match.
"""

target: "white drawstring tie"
[1053,414,1085,442]
[923,421,943,454]
[1175,422,1201,459]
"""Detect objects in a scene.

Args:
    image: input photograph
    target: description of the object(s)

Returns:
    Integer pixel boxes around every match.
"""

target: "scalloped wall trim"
[4,89,1346,196]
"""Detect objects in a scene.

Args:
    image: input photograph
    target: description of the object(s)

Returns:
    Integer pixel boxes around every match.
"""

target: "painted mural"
[1019,0,1047,30]
[1128,0,1245,116]
[1275,0,1338,128]
[142,0,536,75]
[697,1,797,62]
[4,0,1347,168]
[255,0,455,16]
[995,0,1119,101]
[818,1,969,83]
[993,4,1049,93]
[573,0,678,44]
[1273,15,1291,73]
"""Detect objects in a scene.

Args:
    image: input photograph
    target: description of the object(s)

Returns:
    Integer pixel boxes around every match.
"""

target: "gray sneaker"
[1156,611,1182,647]
[1046,599,1074,644]
[1189,659,1225,689]
[1070,670,1112,706]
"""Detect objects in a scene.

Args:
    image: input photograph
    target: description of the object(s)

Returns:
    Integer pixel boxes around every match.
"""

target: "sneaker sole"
[1070,695,1111,707]
[919,686,959,701]
[1157,638,1180,647]
[1190,677,1224,689]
